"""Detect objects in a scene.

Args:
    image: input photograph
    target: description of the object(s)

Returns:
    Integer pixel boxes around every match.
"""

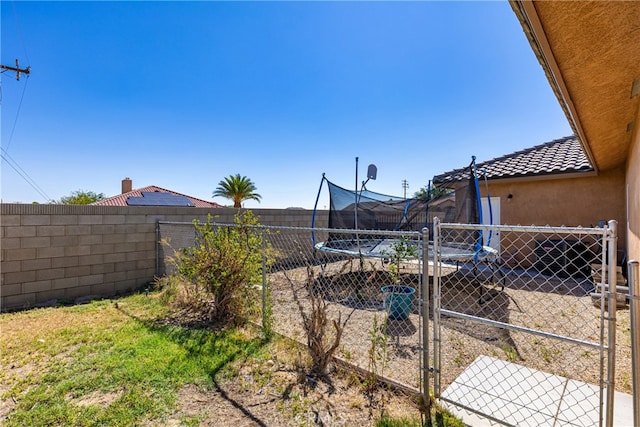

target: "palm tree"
[213,174,262,208]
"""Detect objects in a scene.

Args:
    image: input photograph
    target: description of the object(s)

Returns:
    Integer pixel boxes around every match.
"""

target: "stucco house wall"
[464,169,625,270]
[484,168,627,249]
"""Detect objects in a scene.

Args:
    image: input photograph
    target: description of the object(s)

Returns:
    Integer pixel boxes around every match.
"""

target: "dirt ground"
[162,339,425,427]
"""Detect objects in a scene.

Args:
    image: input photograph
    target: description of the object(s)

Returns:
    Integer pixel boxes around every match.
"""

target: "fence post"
[629,259,640,426]
[605,220,617,427]
[433,217,441,398]
[155,220,160,277]
[422,227,431,417]
[261,234,268,336]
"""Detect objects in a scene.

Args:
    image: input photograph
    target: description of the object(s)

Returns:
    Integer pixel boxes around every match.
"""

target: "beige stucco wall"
[627,106,640,262]
[0,204,327,311]
[484,169,627,250]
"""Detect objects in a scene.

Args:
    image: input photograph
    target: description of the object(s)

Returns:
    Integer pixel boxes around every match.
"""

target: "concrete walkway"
[440,356,634,426]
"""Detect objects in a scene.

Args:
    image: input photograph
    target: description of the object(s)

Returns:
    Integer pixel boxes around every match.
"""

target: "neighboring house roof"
[92,185,223,208]
[433,136,594,184]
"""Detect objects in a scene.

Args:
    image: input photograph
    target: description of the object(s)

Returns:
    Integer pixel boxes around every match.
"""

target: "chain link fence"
[157,219,626,425]
[157,221,428,392]
[433,220,619,426]
[269,227,427,390]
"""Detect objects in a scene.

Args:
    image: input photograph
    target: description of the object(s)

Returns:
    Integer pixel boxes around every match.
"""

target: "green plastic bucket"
[381,285,416,320]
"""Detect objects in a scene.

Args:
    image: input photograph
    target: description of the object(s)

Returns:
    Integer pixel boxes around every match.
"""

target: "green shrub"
[170,211,268,325]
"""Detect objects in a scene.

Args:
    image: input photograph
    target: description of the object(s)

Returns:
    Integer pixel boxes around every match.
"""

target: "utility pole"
[1,59,31,81]
[402,179,409,199]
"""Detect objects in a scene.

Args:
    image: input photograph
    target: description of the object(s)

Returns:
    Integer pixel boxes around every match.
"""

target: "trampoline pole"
[355,157,360,250]
[311,173,326,247]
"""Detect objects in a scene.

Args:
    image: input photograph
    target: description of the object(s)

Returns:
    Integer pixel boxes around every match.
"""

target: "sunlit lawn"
[0,293,266,426]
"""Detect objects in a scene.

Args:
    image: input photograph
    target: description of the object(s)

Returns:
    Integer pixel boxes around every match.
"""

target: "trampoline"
[311,157,496,264]
[313,237,497,263]
[311,158,504,303]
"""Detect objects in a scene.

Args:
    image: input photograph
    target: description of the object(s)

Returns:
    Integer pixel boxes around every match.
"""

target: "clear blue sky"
[1,1,571,208]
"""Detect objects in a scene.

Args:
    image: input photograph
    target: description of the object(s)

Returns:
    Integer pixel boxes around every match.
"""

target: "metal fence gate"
[431,219,618,427]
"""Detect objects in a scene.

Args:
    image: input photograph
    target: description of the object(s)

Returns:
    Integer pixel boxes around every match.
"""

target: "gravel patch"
[267,259,632,394]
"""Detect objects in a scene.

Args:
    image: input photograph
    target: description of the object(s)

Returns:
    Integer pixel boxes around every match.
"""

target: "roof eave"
[508,0,599,174]
[434,169,596,188]
[483,169,597,185]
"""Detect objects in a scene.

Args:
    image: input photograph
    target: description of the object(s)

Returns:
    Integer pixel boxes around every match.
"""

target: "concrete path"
[440,355,634,426]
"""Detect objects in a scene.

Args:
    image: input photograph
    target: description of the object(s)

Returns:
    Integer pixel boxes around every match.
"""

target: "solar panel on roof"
[126,192,195,206]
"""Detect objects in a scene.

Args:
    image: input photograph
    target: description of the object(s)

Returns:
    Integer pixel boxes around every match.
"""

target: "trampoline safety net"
[313,159,485,259]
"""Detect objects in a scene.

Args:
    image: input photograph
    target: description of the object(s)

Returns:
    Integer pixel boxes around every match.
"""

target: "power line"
[10,0,32,65]
[0,147,52,202]
[3,73,29,152]
[1,4,40,202]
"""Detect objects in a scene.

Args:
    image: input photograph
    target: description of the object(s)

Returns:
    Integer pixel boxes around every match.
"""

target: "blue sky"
[1,1,571,208]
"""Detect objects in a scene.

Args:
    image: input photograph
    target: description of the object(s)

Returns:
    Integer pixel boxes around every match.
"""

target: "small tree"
[213,174,261,208]
[58,190,106,205]
[383,237,418,284]
[414,185,452,202]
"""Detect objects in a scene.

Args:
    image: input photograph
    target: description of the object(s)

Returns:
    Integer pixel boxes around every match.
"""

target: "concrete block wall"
[1,204,327,311]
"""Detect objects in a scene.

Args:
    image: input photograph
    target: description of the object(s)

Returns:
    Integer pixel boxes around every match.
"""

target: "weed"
[378,405,465,427]
[343,348,352,362]
[538,345,559,364]
[285,264,355,377]
[377,416,423,427]
[453,353,464,367]
[501,344,519,362]
[366,315,390,392]
[621,372,631,390]
[350,395,366,409]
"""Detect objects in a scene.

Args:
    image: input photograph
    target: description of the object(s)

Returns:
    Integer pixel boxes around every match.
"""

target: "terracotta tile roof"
[92,185,223,208]
[432,136,594,184]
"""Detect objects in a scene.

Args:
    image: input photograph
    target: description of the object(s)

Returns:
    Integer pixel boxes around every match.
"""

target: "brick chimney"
[122,177,132,194]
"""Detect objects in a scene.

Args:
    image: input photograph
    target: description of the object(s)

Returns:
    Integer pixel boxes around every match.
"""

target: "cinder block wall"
[1,204,327,311]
